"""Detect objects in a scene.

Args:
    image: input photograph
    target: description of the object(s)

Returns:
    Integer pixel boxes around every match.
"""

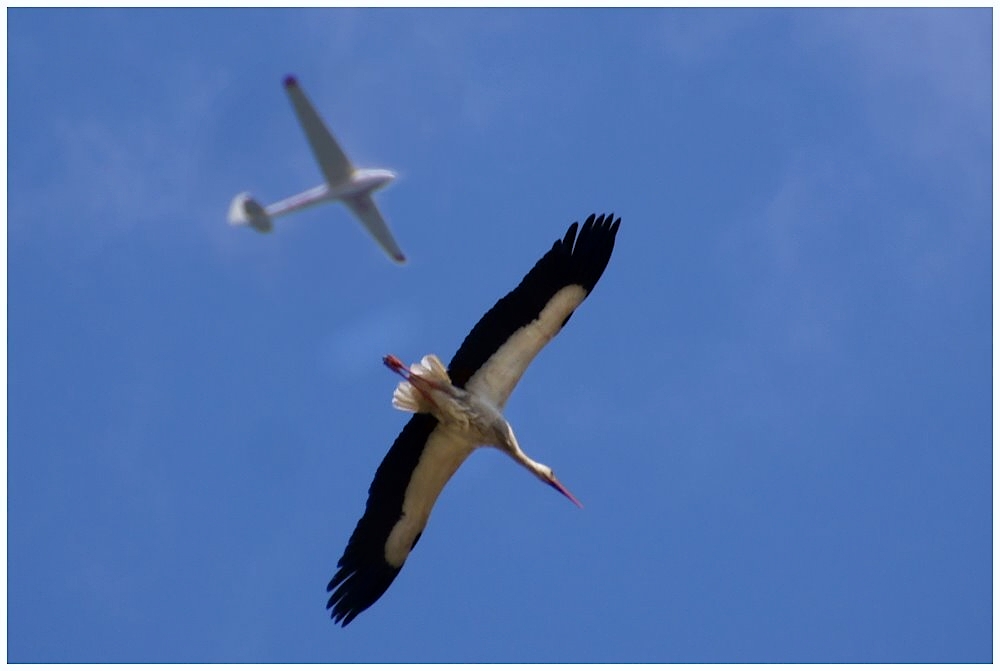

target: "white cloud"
[654,10,758,66]
[8,61,233,257]
[320,302,420,381]
[797,10,990,173]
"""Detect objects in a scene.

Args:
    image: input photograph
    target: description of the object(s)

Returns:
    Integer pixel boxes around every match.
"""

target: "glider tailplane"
[228,192,274,233]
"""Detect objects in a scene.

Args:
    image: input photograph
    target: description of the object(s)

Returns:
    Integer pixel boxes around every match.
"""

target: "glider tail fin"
[228,192,274,233]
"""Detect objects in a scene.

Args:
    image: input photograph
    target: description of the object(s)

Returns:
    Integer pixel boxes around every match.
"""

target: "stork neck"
[508,443,545,479]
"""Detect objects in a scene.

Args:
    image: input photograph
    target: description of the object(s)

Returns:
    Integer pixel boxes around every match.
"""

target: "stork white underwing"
[327,213,621,626]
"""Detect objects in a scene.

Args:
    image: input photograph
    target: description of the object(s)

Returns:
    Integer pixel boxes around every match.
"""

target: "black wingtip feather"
[325,214,620,627]
[325,414,437,626]
[447,213,620,388]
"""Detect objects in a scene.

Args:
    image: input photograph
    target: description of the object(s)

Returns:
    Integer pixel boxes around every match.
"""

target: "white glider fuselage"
[265,168,396,218]
[228,76,406,264]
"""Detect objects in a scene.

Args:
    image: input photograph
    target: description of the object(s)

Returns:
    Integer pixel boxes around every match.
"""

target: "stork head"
[536,464,584,509]
[498,423,583,509]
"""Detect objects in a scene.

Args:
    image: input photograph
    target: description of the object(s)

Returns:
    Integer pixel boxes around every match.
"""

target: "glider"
[229,75,406,263]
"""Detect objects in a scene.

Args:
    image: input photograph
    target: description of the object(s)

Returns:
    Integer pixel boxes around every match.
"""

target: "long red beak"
[547,476,584,509]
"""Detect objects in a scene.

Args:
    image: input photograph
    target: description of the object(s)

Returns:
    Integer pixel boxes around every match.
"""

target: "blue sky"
[7,7,992,663]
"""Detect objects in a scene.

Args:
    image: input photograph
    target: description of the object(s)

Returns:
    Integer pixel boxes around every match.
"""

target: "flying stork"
[327,213,621,626]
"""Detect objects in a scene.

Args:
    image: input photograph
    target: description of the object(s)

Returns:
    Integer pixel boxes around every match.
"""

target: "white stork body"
[327,213,621,626]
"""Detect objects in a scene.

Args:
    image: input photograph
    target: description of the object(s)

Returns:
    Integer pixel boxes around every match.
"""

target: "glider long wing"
[344,193,407,264]
[284,76,353,188]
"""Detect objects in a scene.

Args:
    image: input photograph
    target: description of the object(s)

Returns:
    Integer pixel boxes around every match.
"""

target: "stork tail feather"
[390,354,451,414]
[391,381,426,413]
[417,354,450,384]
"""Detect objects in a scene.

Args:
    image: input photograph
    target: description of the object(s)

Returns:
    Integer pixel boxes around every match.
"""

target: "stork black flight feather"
[327,213,620,626]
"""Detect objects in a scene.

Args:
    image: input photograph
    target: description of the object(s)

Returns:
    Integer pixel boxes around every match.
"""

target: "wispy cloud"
[321,302,420,382]
[654,9,760,66]
[724,152,860,368]
[9,60,232,257]
[797,10,990,174]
